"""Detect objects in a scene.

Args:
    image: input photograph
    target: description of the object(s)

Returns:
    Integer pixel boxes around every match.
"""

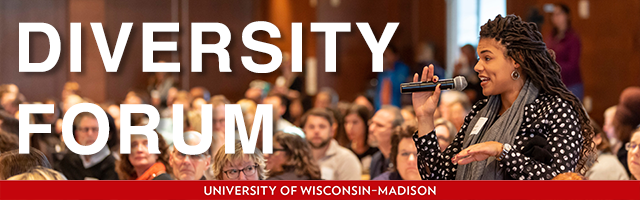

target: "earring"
[511,70,520,80]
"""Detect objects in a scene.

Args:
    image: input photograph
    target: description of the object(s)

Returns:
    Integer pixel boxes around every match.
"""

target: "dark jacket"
[267,170,317,180]
[369,151,390,179]
[56,152,118,180]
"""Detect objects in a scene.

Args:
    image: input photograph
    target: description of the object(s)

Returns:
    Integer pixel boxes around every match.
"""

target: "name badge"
[470,117,488,135]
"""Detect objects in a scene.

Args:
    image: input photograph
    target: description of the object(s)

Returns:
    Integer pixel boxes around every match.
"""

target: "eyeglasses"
[223,164,258,179]
[77,127,99,133]
[626,143,639,151]
[173,151,208,162]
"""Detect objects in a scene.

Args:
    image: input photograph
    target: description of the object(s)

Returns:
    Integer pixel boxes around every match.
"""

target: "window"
[446,0,506,76]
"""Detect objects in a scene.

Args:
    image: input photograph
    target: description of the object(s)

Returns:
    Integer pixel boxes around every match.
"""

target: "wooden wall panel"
[0,0,68,102]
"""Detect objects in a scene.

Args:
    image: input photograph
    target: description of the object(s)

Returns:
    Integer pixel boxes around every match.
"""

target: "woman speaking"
[412,15,594,180]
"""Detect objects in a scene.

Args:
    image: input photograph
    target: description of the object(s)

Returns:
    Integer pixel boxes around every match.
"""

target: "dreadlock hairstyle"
[479,15,595,174]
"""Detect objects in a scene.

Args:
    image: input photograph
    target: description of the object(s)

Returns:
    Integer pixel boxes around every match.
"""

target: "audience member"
[210,95,230,158]
[368,105,403,179]
[314,88,339,109]
[0,130,19,153]
[263,94,296,132]
[169,131,211,180]
[453,44,484,103]
[375,45,409,110]
[433,118,457,152]
[627,128,640,180]
[613,87,640,176]
[373,125,421,180]
[414,41,444,79]
[546,3,583,100]
[6,167,67,180]
[265,131,321,180]
[0,148,52,180]
[585,122,628,180]
[603,106,620,154]
[210,140,266,180]
[438,91,471,132]
[302,108,361,180]
[344,104,377,175]
[400,105,416,126]
[57,112,118,180]
[116,131,172,180]
[353,94,375,114]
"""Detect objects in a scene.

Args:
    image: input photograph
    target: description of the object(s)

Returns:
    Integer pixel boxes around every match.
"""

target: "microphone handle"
[400,79,456,94]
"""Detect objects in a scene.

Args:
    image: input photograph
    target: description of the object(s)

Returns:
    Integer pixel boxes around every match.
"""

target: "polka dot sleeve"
[412,130,462,180]
[499,98,583,180]
[412,99,486,180]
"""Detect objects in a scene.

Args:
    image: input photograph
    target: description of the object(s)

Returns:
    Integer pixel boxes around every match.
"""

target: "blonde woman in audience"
[209,140,267,180]
[7,167,66,180]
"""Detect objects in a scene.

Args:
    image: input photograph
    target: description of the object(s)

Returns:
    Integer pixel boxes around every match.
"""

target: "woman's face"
[222,156,260,180]
[628,131,640,179]
[552,6,568,31]
[396,138,420,180]
[344,113,366,143]
[129,135,158,170]
[264,141,287,173]
[474,38,520,97]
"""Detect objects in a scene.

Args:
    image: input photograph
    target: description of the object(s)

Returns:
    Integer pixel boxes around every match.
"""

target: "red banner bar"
[1,181,639,200]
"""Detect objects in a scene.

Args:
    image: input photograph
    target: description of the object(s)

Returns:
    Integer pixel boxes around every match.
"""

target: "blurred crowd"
[0,4,639,181]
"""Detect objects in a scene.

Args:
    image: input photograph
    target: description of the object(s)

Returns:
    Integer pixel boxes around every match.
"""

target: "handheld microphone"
[400,76,468,94]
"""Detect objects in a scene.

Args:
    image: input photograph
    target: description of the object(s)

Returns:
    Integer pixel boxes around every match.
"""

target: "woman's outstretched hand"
[412,64,441,137]
[452,141,503,165]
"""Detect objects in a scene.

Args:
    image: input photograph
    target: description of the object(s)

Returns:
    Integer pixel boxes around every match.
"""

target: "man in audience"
[210,95,230,158]
[263,94,295,132]
[438,91,471,132]
[169,131,211,180]
[56,112,118,180]
[314,88,339,109]
[368,105,404,179]
[302,108,361,180]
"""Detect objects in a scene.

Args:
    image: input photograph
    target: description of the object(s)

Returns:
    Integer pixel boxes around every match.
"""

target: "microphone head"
[453,76,468,91]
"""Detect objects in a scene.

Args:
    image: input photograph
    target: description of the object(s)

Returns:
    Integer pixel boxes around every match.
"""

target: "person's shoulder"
[335,144,360,161]
[372,171,392,180]
[152,173,173,180]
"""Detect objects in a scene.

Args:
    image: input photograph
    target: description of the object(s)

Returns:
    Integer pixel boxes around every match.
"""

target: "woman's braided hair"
[479,14,595,174]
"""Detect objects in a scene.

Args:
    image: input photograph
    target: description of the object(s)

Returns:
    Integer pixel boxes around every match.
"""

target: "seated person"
[0,148,51,180]
[628,128,640,180]
[302,108,361,180]
[265,131,322,180]
[116,131,172,180]
[210,140,266,180]
[169,131,211,180]
[373,125,421,180]
[56,112,118,180]
[6,167,67,180]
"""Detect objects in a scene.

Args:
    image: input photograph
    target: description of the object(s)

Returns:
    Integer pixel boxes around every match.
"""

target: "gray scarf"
[455,80,539,180]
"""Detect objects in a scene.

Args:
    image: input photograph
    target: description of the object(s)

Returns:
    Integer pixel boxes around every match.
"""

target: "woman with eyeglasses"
[264,131,322,180]
[373,125,421,180]
[612,86,640,177]
[116,131,172,180]
[627,128,640,180]
[211,140,267,180]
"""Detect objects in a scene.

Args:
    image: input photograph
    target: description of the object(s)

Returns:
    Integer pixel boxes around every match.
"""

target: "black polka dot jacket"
[413,94,583,180]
